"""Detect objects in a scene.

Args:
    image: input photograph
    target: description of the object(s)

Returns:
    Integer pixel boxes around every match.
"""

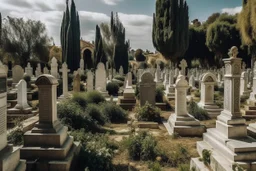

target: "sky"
[0,0,243,51]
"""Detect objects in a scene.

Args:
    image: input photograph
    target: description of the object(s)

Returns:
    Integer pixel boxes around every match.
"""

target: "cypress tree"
[94,25,104,68]
[60,0,81,72]
[152,0,189,62]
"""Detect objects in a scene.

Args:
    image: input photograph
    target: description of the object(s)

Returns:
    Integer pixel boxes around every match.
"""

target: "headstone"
[43,67,50,74]
[87,70,93,91]
[20,75,80,169]
[166,74,204,136]
[12,65,24,84]
[0,62,26,171]
[95,62,107,92]
[25,62,33,77]
[179,59,187,76]
[35,63,42,78]
[119,66,124,76]
[163,69,169,88]
[139,72,156,106]
[50,57,58,79]
[240,71,250,96]
[79,58,85,75]
[189,75,196,88]
[73,73,81,92]
[174,68,179,78]
[127,72,132,86]
[14,80,30,110]
[60,62,70,98]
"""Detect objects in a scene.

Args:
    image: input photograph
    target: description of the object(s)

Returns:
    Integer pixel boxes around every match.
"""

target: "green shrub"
[7,127,24,146]
[188,100,210,121]
[155,86,165,103]
[135,102,161,122]
[71,129,117,171]
[215,100,223,108]
[112,79,124,87]
[114,75,125,81]
[86,104,107,125]
[201,149,211,165]
[57,101,100,132]
[194,90,200,97]
[178,164,190,171]
[149,162,162,171]
[135,49,146,61]
[71,93,88,109]
[106,82,119,96]
[85,91,106,104]
[124,131,158,161]
[100,102,128,123]
[80,83,85,92]
[81,74,87,82]
[168,144,191,167]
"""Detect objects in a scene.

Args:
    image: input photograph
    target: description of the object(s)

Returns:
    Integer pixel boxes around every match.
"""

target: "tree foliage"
[135,49,146,62]
[1,16,51,67]
[94,25,106,68]
[152,0,189,62]
[60,0,81,72]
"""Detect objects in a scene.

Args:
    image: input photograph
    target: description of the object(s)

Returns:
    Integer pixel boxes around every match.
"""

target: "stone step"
[244,110,256,115]
[243,115,256,120]
[190,157,210,171]
[246,106,256,110]
[0,145,22,171]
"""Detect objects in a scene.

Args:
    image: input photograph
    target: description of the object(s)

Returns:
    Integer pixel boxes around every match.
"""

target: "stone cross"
[35,74,59,125]
[25,62,33,77]
[179,59,187,76]
[60,62,70,97]
[14,79,30,110]
[50,57,58,79]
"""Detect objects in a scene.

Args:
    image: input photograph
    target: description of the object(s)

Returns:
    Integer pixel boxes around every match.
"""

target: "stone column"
[217,46,247,138]
[60,62,70,98]
[36,74,59,126]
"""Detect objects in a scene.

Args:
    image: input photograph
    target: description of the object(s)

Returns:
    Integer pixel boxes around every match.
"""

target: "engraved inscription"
[39,88,51,122]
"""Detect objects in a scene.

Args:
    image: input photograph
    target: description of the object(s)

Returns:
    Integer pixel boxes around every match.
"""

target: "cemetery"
[0,0,256,171]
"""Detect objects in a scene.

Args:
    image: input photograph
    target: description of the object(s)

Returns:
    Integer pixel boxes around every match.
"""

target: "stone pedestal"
[117,87,136,110]
[20,75,80,171]
[0,66,26,171]
[192,47,256,171]
[165,74,204,137]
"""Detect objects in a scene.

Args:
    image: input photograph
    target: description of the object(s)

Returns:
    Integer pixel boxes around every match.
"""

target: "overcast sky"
[0,0,242,51]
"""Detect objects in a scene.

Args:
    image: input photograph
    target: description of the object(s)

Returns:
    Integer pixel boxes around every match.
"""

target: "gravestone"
[73,73,81,92]
[179,59,187,76]
[174,68,179,78]
[59,62,71,98]
[189,75,196,89]
[192,46,256,171]
[95,62,107,92]
[12,65,24,84]
[198,72,222,118]
[50,57,58,79]
[240,71,250,96]
[0,66,26,171]
[163,69,169,88]
[79,58,85,75]
[14,80,31,110]
[249,63,256,104]
[43,66,50,74]
[119,66,124,75]
[166,74,204,136]
[35,63,42,77]
[127,72,132,86]
[20,74,80,170]
[139,72,156,106]
[87,70,94,91]
[25,62,33,77]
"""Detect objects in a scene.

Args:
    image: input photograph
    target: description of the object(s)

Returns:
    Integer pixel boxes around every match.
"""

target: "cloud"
[101,0,123,6]
[221,6,242,15]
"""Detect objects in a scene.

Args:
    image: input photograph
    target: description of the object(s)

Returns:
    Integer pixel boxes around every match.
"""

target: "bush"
[112,80,124,87]
[71,93,88,109]
[81,74,87,82]
[7,127,24,146]
[86,104,107,125]
[114,75,125,81]
[100,102,128,123]
[155,86,165,103]
[85,91,106,104]
[201,149,211,165]
[71,129,117,171]
[80,83,85,92]
[168,144,191,167]
[194,90,200,97]
[106,82,119,96]
[188,100,210,121]
[149,162,162,171]
[178,164,190,171]
[135,49,146,61]
[57,101,100,132]
[124,131,158,161]
[135,102,161,122]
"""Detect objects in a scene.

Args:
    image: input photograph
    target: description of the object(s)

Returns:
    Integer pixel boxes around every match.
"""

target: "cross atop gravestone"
[179,59,187,76]
[60,62,70,97]
[35,74,59,125]
[15,80,30,110]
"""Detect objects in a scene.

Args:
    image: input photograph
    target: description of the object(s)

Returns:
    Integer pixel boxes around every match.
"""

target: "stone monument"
[20,74,80,170]
[139,72,156,106]
[59,62,71,98]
